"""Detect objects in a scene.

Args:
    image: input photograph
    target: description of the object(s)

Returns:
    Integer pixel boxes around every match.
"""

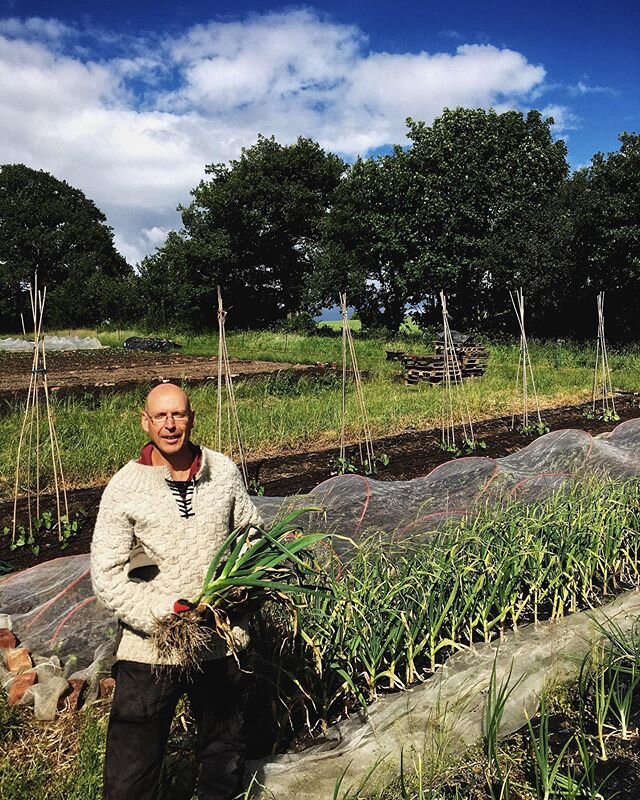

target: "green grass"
[318,319,362,331]
[0,709,107,799]
[2,334,640,496]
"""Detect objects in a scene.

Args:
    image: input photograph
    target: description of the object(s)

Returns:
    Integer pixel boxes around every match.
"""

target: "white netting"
[2,419,640,667]
[0,555,116,668]
[0,335,105,351]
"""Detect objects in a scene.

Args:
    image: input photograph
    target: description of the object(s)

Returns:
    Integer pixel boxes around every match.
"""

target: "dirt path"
[0,350,329,401]
[2,394,638,572]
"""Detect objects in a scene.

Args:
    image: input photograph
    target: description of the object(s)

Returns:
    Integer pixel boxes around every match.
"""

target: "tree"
[140,136,345,330]
[405,108,569,332]
[317,109,569,334]
[0,164,134,330]
[564,132,640,341]
[311,149,424,332]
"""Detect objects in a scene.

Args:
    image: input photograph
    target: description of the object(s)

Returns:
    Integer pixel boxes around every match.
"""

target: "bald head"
[145,383,191,415]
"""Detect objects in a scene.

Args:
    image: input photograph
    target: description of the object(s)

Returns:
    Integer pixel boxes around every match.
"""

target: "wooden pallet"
[402,340,488,385]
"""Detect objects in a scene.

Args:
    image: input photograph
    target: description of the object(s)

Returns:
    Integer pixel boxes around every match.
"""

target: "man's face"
[141,387,194,458]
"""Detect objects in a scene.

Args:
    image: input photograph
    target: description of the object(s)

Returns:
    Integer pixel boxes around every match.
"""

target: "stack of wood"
[401,334,488,385]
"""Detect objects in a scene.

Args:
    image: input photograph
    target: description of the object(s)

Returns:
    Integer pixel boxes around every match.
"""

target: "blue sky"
[1,1,638,264]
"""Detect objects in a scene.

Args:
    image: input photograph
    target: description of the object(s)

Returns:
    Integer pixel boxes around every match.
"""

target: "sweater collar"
[137,441,203,480]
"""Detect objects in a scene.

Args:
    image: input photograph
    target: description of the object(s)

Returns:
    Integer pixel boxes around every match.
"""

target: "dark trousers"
[104,657,249,800]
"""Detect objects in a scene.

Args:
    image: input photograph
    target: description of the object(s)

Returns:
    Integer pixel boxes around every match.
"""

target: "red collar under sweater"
[137,442,202,479]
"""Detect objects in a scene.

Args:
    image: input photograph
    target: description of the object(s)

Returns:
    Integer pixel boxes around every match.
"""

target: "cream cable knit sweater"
[91,447,263,665]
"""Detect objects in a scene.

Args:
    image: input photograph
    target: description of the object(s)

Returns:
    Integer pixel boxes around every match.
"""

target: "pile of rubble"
[0,614,114,720]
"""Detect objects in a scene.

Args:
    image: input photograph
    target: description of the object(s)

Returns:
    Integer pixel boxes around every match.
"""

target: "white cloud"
[540,104,580,137]
[567,80,617,97]
[0,9,554,264]
[0,16,73,41]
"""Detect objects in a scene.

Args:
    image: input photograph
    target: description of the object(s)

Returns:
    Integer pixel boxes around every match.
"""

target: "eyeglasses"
[146,411,191,426]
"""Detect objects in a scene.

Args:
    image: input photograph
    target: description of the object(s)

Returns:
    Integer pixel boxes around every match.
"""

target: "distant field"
[318,319,361,331]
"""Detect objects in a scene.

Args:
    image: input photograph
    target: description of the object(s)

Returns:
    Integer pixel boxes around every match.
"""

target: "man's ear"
[141,411,151,435]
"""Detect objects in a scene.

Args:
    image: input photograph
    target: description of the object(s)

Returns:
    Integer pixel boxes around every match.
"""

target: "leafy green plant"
[482,660,519,799]
[520,421,550,437]
[526,695,576,800]
[363,452,390,476]
[333,454,359,475]
[3,513,80,555]
[583,407,620,423]
[332,452,390,476]
[440,438,487,457]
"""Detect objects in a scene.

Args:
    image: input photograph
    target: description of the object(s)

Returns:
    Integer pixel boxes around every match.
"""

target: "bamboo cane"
[510,288,543,431]
[439,291,475,450]
[338,293,375,471]
[216,286,249,489]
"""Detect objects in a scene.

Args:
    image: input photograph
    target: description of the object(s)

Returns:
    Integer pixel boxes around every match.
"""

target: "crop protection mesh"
[2,418,640,667]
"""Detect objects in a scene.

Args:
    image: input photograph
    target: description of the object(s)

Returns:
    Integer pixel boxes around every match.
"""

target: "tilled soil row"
[0,350,330,402]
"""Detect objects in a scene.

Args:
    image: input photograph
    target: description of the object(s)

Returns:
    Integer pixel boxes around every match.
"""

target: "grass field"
[1,332,639,497]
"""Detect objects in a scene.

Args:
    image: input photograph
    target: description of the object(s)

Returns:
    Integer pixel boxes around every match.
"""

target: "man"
[91,383,262,800]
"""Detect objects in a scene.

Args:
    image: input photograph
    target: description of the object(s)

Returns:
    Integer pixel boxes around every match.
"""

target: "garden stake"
[439,291,475,452]
[12,274,69,544]
[591,291,617,421]
[338,292,375,472]
[216,285,249,489]
[510,288,543,432]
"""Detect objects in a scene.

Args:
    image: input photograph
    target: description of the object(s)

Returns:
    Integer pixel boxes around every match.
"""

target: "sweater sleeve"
[230,464,264,531]
[90,480,175,636]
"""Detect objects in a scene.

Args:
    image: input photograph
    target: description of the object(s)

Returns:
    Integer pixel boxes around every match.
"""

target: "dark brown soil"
[2,394,638,573]
[0,349,330,402]
[246,392,640,494]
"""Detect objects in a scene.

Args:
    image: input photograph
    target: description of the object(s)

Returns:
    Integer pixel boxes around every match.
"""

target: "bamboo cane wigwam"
[12,275,69,544]
[591,291,618,421]
[439,291,476,452]
[338,292,376,473]
[216,285,249,489]
[510,287,544,433]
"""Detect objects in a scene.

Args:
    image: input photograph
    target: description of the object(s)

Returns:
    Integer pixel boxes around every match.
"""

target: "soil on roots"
[1,394,638,572]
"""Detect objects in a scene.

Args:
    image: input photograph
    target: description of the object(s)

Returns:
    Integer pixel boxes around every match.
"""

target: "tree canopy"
[313,108,570,333]
[3,115,638,341]
[0,164,134,329]
[139,135,345,331]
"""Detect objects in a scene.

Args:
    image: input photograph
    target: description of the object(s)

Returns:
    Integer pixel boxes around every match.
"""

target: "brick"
[59,678,87,712]
[0,629,17,649]
[7,671,37,705]
[4,647,33,674]
[99,676,116,700]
